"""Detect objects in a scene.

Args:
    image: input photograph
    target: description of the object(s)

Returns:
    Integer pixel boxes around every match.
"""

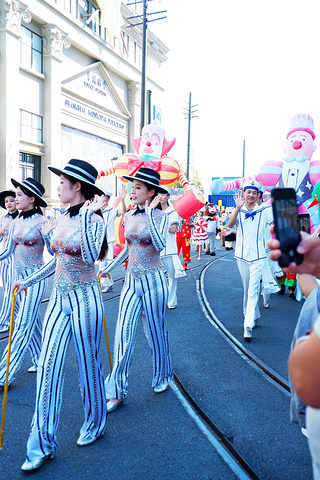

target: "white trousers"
[236,259,262,330]
[161,256,177,308]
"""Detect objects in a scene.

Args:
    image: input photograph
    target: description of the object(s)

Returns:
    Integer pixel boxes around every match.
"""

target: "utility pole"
[126,1,167,132]
[242,139,246,177]
[140,0,147,131]
[184,92,198,181]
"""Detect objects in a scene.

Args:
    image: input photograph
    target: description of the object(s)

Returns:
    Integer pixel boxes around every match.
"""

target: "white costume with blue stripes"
[20,205,107,461]
[102,207,172,400]
[0,209,50,385]
[161,206,185,309]
[0,210,20,330]
[234,204,279,329]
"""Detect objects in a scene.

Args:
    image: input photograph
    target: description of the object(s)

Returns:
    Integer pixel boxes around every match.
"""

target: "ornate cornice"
[0,0,31,36]
[41,24,71,61]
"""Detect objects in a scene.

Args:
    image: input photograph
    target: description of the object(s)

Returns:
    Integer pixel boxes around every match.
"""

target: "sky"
[149,0,320,195]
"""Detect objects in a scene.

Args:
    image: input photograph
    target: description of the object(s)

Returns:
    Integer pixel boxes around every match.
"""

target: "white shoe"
[0,326,9,333]
[263,302,270,308]
[107,399,124,413]
[154,382,169,394]
[28,365,37,373]
[168,305,176,309]
[244,327,252,341]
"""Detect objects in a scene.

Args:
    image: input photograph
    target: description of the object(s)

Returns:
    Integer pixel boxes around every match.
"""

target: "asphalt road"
[0,243,314,479]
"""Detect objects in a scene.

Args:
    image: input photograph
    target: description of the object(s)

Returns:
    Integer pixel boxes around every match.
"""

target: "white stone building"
[0,0,168,204]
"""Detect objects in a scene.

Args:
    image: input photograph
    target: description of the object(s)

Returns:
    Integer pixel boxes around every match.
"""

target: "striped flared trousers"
[25,284,107,460]
[0,255,21,329]
[0,267,45,385]
[105,269,172,401]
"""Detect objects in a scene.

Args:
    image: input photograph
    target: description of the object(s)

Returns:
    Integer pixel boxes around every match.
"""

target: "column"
[41,24,70,200]
[0,0,32,189]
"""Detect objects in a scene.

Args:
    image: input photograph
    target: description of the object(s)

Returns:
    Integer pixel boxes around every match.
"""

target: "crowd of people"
[0,163,320,477]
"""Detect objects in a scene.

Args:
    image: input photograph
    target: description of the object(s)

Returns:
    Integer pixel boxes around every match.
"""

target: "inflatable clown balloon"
[210,113,320,231]
[98,120,205,219]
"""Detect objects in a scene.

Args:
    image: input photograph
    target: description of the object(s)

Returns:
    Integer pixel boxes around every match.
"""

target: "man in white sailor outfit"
[159,192,185,309]
[228,180,279,340]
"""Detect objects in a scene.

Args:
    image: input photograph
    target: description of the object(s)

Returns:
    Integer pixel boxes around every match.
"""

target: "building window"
[122,32,129,55]
[20,110,43,144]
[19,153,41,182]
[85,1,100,33]
[20,26,43,73]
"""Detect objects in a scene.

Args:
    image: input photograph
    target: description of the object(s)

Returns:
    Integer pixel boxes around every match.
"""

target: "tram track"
[0,252,291,479]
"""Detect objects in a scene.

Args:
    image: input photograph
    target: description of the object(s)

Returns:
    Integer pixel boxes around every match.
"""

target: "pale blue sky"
[151,0,320,194]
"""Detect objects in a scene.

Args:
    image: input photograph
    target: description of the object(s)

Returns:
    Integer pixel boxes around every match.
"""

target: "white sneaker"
[263,302,270,308]
[28,365,37,373]
[154,382,169,394]
[244,327,252,341]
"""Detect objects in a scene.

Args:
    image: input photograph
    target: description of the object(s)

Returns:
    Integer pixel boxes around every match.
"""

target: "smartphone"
[298,213,310,234]
[271,187,303,267]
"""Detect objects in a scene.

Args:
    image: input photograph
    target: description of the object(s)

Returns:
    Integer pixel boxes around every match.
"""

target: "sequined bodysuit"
[102,207,168,279]
[22,205,108,461]
[0,209,50,386]
[102,207,173,400]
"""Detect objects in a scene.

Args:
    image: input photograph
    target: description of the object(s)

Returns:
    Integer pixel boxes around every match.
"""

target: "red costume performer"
[176,218,193,271]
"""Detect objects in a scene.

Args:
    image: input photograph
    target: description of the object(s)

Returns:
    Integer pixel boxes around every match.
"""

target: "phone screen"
[298,214,310,234]
[275,197,300,249]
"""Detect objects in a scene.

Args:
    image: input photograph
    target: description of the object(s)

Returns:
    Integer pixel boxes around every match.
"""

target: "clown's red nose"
[146,142,151,147]
[292,140,302,150]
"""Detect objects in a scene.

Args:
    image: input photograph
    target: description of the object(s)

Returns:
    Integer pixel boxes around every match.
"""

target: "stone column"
[41,23,70,201]
[128,80,141,149]
[0,0,32,189]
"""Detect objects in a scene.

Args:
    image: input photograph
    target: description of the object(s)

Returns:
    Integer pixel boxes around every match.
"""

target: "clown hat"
[287,113,315,140]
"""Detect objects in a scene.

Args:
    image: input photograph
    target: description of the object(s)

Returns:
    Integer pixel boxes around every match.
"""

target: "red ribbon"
[127,157,161,176]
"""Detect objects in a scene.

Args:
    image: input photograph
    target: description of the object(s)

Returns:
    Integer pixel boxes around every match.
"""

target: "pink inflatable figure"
[98,120,205,218]
[210,113,320,231]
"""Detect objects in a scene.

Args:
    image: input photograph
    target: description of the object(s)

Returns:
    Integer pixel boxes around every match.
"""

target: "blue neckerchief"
[245,211,257,220]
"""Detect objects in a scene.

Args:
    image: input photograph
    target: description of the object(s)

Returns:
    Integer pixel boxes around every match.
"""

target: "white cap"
[243,180,262,192]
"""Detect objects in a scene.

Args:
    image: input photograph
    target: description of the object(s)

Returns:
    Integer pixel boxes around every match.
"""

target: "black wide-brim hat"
[0,190,16,210]
[48,159,104,196]
[123,167,168,194]
[11,178,47,208]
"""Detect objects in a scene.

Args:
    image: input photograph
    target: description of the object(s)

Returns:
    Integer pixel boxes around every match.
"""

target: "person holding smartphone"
[228,180,279,341]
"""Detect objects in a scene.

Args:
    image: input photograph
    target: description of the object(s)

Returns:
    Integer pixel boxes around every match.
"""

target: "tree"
[175,164,203,190]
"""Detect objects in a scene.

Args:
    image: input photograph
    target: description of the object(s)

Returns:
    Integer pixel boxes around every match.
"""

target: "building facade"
[0,0,168,204]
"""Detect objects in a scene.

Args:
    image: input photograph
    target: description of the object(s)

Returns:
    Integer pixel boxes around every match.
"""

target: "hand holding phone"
[271,188,304,267]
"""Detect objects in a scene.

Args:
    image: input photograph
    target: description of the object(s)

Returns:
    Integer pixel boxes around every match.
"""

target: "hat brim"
[0,190,16,210]
[123,174,169,194]
[11,179,47,208]
[48,166,105,197]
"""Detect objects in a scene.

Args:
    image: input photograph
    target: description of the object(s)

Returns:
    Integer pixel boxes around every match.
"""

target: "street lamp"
[111,157,118,197]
